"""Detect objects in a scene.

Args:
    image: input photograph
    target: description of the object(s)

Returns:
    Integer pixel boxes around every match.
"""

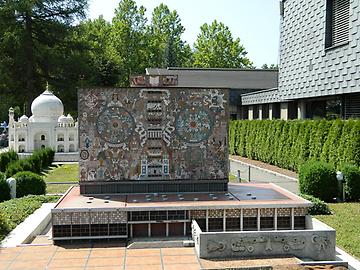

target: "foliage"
[14,171,46,198]
[0,150,18,172]
[0,172,10,202]
[193,20,252,68]
[340,164,360,201]
[229,119,360,171]
[5,148,54,177]
[261,63,278,69]
[299,161,337,202]
[316,203,360,260]
[300,194,331,215]
[0,0,88,117]
[0,195,59,241]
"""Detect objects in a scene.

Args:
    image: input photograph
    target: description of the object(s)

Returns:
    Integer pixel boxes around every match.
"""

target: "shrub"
[340,164,360,201]
[0,150,18,172]
[299,161,337,202]
[300,194,331,215]
[0,195,59,241]
[0,172,10,202]
[14,171,46,198]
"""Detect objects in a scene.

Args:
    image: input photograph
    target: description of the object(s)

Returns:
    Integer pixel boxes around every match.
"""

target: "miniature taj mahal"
[8,89,78,160]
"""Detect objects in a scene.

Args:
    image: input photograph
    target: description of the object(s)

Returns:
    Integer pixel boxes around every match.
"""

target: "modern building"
[8,89,78,160]
[242,0,360,120]
[51,76,336,262]
[146,68,278,119]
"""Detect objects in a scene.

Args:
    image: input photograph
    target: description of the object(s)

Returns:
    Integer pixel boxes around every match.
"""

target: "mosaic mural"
[78,88,229,182]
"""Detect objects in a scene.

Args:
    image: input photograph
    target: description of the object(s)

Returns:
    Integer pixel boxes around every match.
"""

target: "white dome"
[58,115,67,123]
[31,90,64,122]
[19,115,29,123]
[66,114,74,122]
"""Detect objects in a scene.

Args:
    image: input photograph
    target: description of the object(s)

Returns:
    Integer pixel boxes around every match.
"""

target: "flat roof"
[145,68,278,90]
[54,183,311,212]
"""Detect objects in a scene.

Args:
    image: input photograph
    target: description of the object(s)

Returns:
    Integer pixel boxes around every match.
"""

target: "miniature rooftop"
[54,183,311,211]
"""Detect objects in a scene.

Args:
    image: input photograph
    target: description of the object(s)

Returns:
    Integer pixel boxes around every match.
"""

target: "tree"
[261,63,278,69]
[111,0,148,86]
[148,4,192,68]
[0,0,88,115]
[193,20,252,68]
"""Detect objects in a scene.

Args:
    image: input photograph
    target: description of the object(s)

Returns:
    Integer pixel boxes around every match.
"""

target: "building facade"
[242,0,360,119]
[8,90,78,155]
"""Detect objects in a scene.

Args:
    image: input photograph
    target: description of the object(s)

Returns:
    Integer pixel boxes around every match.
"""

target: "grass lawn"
[316,203,360,260]
[44,164,79,194]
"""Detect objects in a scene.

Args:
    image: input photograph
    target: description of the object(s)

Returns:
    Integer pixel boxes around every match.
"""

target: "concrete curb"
[229,157,298,182]
[0,203,55,248]
[336,247,360,270]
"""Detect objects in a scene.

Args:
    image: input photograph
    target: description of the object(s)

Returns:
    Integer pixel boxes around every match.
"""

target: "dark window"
[168,210,186,220]
[72,224,90,237]
[208,218,223,232]
[150,211,167,221]
[53,225,71,237]
[130,211,149,221]
[109,224,127,235]
[294,216,306,230]
[243,217,257,231]
[326,0,350,48]
[91,224,108,236]
[226,218,240,231]
[260,217,274,230]
[277,216,291,230]
[41,135,46,140]
[195,219,206,231]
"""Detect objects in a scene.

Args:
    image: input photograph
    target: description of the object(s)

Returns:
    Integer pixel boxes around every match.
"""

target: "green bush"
[229,119,360,172]
[299,161,337,202]
[5,148,55,177]
[340,164,360,201]
[0,172,10,202]
[0,195,59,241]
[0,150,18,172]
[14,171,46,198]
[300,194,331,215]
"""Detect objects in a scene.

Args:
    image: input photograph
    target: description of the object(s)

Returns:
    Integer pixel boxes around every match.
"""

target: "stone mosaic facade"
[78,88,228,184]
[52,211,127,226]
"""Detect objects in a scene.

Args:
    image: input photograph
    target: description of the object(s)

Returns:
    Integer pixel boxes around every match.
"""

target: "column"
[269,104,273,120]
[240,209,243,231]
[223,209,226,232]
[148,223,151,237]
[259,105,263,120]
[205,209,209,232]
[183,222,186,236]
[297,100,306,119]
[257,209,261,231]
[130,224,133,238]
[274,208,278,230]
[248,106,254,120]
[291,208,295,230]
[166,223,169,237]
[280,102,288,120]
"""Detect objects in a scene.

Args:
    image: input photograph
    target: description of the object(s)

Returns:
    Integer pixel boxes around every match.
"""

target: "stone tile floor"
[0,243,305,270]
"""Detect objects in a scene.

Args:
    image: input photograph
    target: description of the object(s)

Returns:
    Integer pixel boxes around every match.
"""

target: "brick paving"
[0,243,304,270]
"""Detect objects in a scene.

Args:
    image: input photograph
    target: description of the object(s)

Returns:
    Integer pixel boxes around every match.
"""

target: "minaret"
[8,107,14,126]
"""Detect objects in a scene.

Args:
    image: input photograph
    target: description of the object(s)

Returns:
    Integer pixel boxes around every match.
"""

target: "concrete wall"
[192,218,336,261]
[279,0,360,100]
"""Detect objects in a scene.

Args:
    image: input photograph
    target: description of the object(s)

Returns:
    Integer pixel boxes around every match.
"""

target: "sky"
[88,0,280,68]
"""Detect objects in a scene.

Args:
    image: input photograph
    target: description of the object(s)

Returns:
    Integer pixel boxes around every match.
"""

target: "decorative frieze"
[52,212,72,225]
[277,208,291,217]
[243,209,257,217]
[225,209,241,218]
[260,208,274,217]
[294,207,308,216]
[190,210,206,219]
[208,209,223,218]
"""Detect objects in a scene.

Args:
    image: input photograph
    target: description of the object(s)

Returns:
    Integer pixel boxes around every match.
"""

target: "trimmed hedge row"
[5,148,55,177]
[0,150,18,172]
[0,195,59,241]
[229,119,360,171]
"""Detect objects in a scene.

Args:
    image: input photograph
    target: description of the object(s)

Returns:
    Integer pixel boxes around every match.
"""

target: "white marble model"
[8,89,78,154]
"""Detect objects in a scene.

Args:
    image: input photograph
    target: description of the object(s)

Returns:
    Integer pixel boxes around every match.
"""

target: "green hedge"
[14,171,46,198]
[229,119,360,171]
[0,195,59,241]
[340,164,360,201]
[299,161,337,202]
[0,172,10,202]
[0,150,18,172]
[5,148,55,177]
[300,194,331,215]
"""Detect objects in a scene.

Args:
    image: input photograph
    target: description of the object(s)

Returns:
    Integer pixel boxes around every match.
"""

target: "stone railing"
[191,217,335,261]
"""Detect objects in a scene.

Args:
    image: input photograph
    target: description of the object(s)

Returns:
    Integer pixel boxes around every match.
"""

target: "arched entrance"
[34,131,49,150]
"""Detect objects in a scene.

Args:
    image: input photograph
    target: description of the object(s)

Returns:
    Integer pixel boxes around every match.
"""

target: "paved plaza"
[0,243,305,270]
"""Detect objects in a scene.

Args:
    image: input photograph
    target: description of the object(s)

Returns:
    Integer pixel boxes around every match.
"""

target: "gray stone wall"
[279,0,360,100]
